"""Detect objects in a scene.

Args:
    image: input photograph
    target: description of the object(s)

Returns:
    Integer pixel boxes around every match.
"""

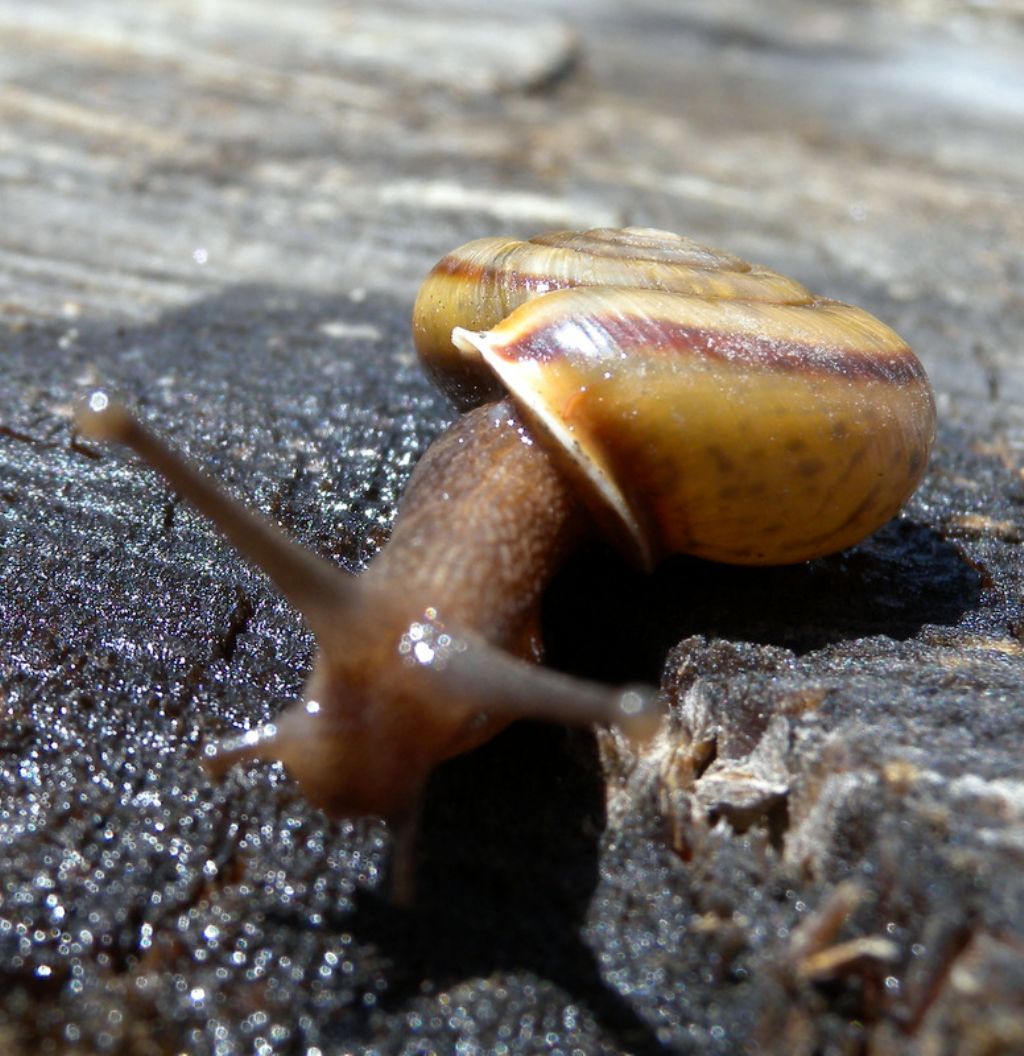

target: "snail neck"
[263,398,589,828]
[361,398,587,659]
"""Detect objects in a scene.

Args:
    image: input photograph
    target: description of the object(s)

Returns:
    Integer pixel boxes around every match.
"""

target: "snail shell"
[413,227,935,569]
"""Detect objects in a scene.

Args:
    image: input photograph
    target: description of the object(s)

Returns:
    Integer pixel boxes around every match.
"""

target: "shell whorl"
[413,227,936,569]
[412,227,812,409]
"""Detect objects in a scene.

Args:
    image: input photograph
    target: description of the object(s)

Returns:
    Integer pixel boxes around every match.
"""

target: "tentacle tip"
[613,685,664,744]
[75,390,134,443]
[200,724,279,779]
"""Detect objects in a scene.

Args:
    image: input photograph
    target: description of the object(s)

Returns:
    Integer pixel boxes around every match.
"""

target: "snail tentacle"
[422,627,661,743]
[77,392,357,644]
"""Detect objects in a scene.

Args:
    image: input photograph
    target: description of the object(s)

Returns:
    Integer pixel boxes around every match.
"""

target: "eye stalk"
[78,226,935,902]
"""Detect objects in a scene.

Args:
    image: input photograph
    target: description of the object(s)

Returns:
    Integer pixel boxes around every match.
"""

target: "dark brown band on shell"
[431,254,581,295]
[488,308,929,388]
[429,254,812,307]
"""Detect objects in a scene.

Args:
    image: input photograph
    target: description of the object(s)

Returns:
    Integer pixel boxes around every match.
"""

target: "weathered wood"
[2,1,1024,1052]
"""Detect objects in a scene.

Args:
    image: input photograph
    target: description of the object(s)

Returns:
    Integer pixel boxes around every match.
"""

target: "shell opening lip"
[450,325,652,570]
[451,326,484,360]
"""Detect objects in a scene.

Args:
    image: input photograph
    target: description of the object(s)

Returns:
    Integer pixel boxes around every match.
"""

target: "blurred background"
[3,0,1022,398]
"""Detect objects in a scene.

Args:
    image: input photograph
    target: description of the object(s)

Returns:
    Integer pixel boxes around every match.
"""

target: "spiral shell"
[412,227,812,409]
[413,228,936,569]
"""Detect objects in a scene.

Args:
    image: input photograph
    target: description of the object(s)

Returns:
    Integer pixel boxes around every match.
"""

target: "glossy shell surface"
[414,228,936,569]
[412,227,811,409]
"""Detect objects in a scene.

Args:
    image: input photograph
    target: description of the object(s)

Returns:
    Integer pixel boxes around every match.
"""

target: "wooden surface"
[2,2,1024,1053]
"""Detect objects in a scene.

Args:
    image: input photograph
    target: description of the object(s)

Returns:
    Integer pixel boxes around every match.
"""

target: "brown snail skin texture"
[77,227,935,902]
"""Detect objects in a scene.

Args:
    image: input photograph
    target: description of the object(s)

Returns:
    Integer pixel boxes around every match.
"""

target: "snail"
[77,227,935,900]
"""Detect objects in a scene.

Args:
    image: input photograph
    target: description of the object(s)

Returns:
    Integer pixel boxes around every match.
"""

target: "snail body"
[245,398,588,823]
[78,227,935,899]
